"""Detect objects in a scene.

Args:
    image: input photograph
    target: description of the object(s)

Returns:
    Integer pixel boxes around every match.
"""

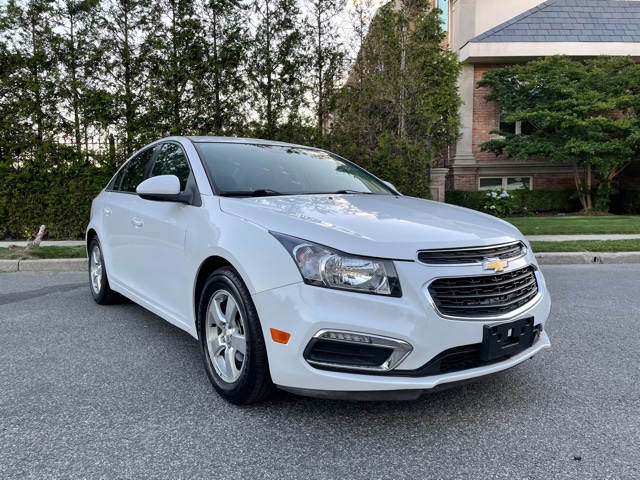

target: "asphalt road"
[1,266,639,479]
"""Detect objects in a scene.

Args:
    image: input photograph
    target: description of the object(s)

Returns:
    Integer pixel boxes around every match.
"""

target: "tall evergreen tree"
[332,0,461,198]
[53,0,110,155]
[100,0,159,156]
[247,0,308,140]
[0,0,59,150]
[192,0,250,135]
[305,0,347,139]
[145,0,204,136]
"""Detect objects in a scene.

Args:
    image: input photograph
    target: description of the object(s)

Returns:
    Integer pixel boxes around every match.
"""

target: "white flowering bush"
[481,189,518,218]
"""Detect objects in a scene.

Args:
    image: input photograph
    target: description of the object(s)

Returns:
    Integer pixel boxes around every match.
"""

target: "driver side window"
[151,143,191,191]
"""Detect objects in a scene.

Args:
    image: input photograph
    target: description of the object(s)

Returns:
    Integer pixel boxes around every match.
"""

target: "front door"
[128,142,197,327]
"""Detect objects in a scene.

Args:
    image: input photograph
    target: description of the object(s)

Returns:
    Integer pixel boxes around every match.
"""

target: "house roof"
[470,0,640,44]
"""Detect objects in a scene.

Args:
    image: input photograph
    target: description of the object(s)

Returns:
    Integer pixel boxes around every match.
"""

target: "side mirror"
[137,175,182,202]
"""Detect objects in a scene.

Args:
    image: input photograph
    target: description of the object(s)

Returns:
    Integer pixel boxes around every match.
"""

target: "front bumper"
[252,258,551,395]
[277,340,549,400]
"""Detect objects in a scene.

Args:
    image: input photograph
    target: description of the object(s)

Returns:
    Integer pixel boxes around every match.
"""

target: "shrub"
[510,189,581,213]
[0,147,118,240]
[610,189,640,214]
[481,189,518,218]
[446,189,581,213]
[444,190,486,210]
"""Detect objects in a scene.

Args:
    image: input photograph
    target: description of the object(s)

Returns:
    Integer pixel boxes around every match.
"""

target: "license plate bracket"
[480,317,534,361]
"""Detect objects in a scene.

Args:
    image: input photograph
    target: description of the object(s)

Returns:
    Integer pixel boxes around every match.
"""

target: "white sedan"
[87,137,551,404]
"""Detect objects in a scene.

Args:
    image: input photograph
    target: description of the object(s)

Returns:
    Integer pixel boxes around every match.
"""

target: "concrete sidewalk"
[526,234,640,242]
[1,236,640,271]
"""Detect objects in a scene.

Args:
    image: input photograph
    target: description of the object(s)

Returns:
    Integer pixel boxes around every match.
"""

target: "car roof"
[182,136,312,149]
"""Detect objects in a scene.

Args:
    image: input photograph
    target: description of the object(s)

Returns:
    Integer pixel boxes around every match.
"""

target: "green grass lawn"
[0,245,87,260]
[506,215,640,235]
[530,239,640,253]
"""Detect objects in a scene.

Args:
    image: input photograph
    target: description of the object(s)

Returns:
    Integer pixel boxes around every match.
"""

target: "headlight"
[271,232,402,297]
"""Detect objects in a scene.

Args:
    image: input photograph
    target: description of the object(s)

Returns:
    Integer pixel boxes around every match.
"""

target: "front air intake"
[303,330,413,373]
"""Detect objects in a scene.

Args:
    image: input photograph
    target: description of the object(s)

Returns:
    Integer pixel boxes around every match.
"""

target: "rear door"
[100,146,157,290]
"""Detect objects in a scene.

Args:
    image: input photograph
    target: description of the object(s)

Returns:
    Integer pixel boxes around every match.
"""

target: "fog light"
[320,332,372,344]
[305,329,413,372]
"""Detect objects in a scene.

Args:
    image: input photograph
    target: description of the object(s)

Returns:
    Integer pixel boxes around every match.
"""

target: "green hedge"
[610,189,640,214]
[0,146,118,240]
[511,190,581,213]
[445,189,581,213]
[444,190,486,210]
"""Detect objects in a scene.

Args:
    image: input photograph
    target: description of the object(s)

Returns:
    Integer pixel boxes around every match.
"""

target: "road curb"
[0,260,19,272]
[535,252,640,265]
[0,258,88,272]
[2,253,640,273]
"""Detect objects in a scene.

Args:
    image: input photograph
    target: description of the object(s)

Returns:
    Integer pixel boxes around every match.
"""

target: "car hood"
[219,194,524,260]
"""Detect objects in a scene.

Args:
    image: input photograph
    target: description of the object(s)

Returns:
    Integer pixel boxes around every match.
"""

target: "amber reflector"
[270,328,291,344]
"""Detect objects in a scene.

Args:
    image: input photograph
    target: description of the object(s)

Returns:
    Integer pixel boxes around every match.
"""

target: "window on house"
[435,0,449,30]
[499,110,535,136]
[479,177,531,191]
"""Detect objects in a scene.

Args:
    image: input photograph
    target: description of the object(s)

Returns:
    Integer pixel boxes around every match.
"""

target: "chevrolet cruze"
[87,136,551,404]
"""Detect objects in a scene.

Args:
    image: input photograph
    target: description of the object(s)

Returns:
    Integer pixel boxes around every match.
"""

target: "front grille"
[417,241,525,265]
[428,266,539,318]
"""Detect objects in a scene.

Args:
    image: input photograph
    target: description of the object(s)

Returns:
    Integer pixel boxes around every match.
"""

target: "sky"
[438,0,449,30]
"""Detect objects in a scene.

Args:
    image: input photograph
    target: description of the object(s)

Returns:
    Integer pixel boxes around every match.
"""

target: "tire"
[198,266,276,405]
[88,237,119,305]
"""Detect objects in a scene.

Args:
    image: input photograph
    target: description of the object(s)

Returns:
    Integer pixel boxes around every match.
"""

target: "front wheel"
[88,237,119,305]
[198,266,276,405]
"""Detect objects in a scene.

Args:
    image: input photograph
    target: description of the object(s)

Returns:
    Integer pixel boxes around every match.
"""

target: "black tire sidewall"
[197,267,271,403]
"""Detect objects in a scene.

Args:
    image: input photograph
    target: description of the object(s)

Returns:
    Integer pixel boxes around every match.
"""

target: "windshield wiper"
[333,189,374,194]
[219,189,284,197]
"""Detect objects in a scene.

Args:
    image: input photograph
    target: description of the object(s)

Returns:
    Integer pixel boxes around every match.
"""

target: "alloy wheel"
[205,290,247,383]
[90,244,102,295]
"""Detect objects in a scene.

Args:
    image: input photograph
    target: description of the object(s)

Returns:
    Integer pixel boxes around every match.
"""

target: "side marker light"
[270,328,291,344]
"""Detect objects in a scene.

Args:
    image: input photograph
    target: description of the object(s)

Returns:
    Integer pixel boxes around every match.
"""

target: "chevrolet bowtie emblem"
[483,258,508,272]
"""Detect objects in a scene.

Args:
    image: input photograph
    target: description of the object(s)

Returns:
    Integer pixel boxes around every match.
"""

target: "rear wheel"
[198,266,276,405]
[89,237,119,305]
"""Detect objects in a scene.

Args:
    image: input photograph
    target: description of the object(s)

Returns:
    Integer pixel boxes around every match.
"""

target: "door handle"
[131,218,144,228]
[103,207,112,217]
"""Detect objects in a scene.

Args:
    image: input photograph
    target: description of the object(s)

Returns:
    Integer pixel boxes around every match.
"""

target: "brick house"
[440,0,640,197]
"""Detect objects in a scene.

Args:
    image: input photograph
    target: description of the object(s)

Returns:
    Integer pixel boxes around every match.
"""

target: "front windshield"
[196,143,393,196]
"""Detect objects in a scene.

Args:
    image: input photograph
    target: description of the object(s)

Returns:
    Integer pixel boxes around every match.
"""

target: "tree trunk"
[265,0,274,139]
[399,1,407,139]
[26,225,46,250]
[212,11,222,135]
[317,12,323,135]
[69,13,81,153]
[123,9,134,156]
[30,14,44,144]
[586,164,592,210]
[572,158,588,211]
